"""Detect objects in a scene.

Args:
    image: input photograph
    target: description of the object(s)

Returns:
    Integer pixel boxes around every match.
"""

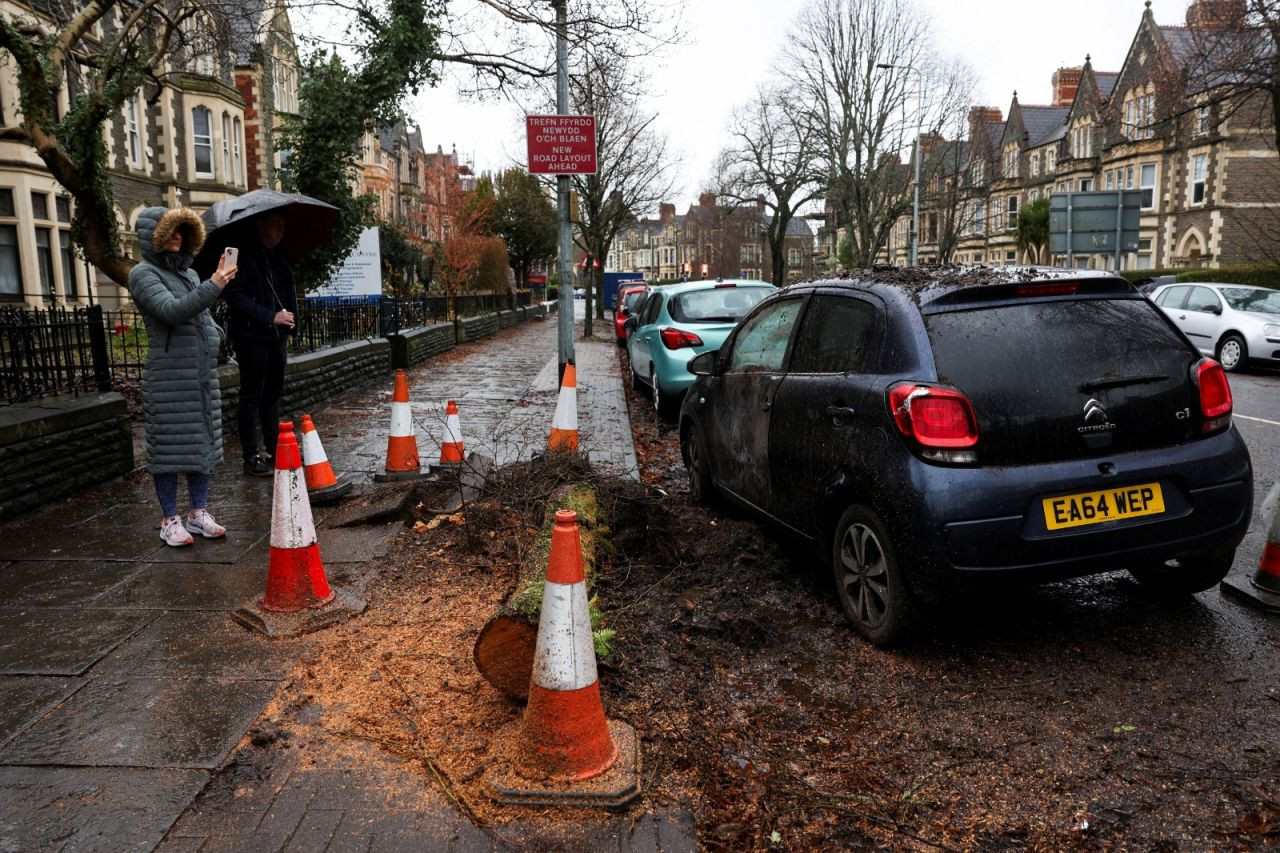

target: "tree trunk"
[472,483,599,701]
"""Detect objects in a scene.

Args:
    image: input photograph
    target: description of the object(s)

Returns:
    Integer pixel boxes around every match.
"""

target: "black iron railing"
[2,292,517,406]
[0,305,110,404]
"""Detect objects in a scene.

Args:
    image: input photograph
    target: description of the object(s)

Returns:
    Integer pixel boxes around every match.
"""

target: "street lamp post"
[877,62,924,266]
[552,0,574,380]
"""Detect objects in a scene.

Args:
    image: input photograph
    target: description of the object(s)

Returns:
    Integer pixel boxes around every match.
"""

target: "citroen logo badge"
[1083,398,1108,423]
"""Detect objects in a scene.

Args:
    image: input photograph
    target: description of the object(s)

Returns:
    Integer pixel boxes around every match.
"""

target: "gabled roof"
[760,211,814,238]
[1021,106,1070,146]
[1094,72,1120,98]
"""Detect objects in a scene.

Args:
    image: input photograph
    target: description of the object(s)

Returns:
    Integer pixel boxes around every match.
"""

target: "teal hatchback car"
[626,279,775,417]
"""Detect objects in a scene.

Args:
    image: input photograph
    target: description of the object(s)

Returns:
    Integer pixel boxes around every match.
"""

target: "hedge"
[1173,265,1280,289]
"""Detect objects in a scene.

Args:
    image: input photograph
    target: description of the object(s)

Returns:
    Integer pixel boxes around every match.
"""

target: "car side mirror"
[688,350,719,376]
[624,316,638,332]
[1209,305,1222,315]
[619,306,630,317]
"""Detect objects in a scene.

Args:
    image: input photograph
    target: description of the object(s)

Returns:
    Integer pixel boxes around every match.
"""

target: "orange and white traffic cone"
[374,369,425,482]
[439,400,465,467]
[547,364,579,453]
[1221,479,1280,613]
[487,509,639,807]
[298,414,352,503]
[233,421,365,638]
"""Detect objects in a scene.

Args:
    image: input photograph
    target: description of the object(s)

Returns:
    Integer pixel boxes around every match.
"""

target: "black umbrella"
[194,190,339,276]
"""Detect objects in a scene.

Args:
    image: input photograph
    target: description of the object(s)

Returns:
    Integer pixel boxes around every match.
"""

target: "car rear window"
[669,286,772,323]
[623,290,646,311]
[1220,287,1280,314]
[925,298,1200,464]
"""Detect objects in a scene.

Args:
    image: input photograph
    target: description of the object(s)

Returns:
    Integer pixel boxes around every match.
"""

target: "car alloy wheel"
[831,505,916,646]
[1217,334,1246,372]
[837,523,890,631]
[650,366,662,413]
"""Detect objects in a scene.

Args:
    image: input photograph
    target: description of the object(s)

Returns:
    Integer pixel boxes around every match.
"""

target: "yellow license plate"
[1042,483,1165,531]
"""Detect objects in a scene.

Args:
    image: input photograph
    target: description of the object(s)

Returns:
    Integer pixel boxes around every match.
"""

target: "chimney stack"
[659,203,675,221]
[1052,67,1084,106]
[699,192,716,208]
[1186,0,1245,28]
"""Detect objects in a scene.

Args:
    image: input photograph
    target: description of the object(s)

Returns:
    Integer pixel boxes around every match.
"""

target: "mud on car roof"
[784,265,1126,307]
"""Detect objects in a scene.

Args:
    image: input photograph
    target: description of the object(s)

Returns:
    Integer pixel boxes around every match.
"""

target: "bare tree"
[563,43,678,336]
[712,84,821,285]
[781,0,973,267]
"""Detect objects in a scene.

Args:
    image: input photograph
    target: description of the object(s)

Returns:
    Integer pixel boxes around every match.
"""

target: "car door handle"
[825,406,857,420]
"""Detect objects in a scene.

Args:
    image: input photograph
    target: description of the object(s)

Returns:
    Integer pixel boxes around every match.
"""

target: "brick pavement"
[0,304,687,852]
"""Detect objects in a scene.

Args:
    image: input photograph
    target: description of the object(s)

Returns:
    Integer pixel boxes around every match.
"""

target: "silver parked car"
[1152,282,1280,372]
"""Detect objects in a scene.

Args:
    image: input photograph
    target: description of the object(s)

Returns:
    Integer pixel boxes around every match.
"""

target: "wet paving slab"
[0,676,85,747]
[0,505,163,562]
[0,561,142,607]
[0,767,208,851]
[2,676,279,768]
[139,528,268,565]
[0,608,155,676]
[95,612,306,679]
[94,562,266,611]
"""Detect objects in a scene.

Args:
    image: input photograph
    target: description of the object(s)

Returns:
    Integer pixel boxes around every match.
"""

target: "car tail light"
[1016,282,1079,297]
[714,282,737,289]
[888,383,979,464]
[660,327,704,349]
[1193,358,1232,434]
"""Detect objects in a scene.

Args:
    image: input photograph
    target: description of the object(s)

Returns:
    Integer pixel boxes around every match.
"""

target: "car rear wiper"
[1077,373,1168,392]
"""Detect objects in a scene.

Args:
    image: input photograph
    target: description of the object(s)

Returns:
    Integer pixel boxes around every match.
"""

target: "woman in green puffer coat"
[127,207,238,547]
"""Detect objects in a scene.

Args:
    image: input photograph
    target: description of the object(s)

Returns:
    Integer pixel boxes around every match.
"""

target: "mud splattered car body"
[679,267,1253,645]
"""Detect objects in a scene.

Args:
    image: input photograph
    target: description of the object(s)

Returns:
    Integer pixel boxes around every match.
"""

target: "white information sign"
[313,226,382,297]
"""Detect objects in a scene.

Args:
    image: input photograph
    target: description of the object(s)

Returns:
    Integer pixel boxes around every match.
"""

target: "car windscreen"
[1219,287,1280,314]
[925,298,1200,464]
[623,290,646,311]
[668,286,772,323]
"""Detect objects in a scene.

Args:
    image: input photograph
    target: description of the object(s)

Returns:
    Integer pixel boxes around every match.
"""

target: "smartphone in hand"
[222,247,239,268]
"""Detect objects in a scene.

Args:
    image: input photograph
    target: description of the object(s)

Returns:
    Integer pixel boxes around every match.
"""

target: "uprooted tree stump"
[473,482,600,701]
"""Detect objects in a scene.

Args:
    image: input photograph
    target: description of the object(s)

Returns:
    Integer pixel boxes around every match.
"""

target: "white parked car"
[1151,282,1280,372]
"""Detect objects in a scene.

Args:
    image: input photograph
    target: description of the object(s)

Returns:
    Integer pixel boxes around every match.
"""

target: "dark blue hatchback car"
[679,268,1253,646]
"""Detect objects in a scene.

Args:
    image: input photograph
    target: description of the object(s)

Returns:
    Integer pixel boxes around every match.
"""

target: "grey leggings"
[153,473,211,518]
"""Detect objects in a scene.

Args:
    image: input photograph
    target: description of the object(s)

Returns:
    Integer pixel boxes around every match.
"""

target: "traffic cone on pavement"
[438,400,465,467]
[298,414,352,503]
[547,364,579,453]
[232,422,365,638]
[1221,479,1280,613]
[487,509,639,807]
[374,369,426,482]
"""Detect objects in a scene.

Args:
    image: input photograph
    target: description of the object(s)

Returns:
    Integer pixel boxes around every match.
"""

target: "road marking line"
[1236,414,1280,427]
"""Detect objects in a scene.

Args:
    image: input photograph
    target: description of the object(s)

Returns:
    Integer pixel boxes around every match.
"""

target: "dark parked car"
[679,268,1252,645]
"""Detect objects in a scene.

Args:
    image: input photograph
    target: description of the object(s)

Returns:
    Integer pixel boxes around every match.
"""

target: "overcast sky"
[406,0,1190,213]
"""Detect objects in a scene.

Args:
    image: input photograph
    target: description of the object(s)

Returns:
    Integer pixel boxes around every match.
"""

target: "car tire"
[681,422,718,506]
[650,366,676,420]
[1216,333,1247,372]
[831,505,917,647]
[1128,546,1235,596]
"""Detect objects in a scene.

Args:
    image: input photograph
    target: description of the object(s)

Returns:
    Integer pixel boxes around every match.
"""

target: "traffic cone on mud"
[374,369,426,482]
[437,400,466,468]
[298,414,352,503]
[487,510,640,808]
[547,364,579,453]
[232,421,365,639]
[1221,479,1280,613]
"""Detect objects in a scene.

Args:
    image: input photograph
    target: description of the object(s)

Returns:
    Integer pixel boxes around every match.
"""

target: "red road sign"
[527,273,548,285]
[526,115,597,175]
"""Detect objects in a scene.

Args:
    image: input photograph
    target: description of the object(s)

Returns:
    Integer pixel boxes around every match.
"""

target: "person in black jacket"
[221,212,297,476]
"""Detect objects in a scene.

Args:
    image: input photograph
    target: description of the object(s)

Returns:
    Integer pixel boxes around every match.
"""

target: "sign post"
[1049,191,1143,269]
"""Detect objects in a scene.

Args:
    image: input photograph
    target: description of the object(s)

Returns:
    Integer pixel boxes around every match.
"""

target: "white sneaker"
[184,509,227,539]
[160,515,194,547]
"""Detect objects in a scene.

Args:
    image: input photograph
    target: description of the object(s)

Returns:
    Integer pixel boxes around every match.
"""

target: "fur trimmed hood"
[135,206,206,264]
